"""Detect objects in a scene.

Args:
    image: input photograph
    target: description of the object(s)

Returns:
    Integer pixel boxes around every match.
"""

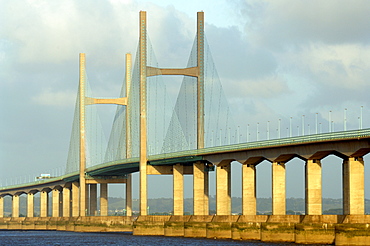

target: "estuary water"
[0,230,304,245]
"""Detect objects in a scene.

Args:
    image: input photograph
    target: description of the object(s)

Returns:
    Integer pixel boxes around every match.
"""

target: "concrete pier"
[173,164,184,215]
[242,164,256,215]
[272,162,286,215]
[193,162,209,215]
[216,160,231,215]
[0,196,3,218]
[343,157,364,215]
[40,190,49,217]
[100,183,108,216]
[305,159,322,215]
[12,195,19,218]
[63,186,71,217]
[126,174,132,216]
[27,193,34,217]
[52,188,61,217]
[72,182,79,217]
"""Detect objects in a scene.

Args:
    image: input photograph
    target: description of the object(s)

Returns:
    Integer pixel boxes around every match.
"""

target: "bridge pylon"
[138,11,205,215]
[78,53,132,216]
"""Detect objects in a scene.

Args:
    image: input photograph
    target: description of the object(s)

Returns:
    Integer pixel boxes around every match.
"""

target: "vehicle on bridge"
[35,174,53,181]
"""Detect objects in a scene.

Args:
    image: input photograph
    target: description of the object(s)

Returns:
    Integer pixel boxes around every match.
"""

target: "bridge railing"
[1,128,370,191]
[149,128,370,160]
[0,171,79,192]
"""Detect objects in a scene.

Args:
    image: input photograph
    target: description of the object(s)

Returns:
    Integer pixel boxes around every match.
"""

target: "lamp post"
[344,108,347,131]
[360,106,363,129]
[247,124,249,142]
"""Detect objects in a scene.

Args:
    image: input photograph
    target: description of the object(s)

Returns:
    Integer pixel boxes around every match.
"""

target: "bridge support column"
[139,10,148,217]
[126,174,132,216]
[193,162,209,215]
[40,190,49,217]
[0,196,3,218]
[85,184,89,216]
[243,164,256,215]
[52,189,61,217]
[305,159,322,215]
[173,164,184,215]
[100,183,108,216]
[12,195,19,218]
[90,184,97,216]
[272,161,286,215]
[59,191,63,216]
[72,182,79,217]
[343,157,365,215]
[27,193,34,217]
[63,186,71,217]
[216,161,231,215]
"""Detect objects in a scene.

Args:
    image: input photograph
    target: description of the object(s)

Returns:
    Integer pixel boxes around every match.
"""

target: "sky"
[1,0,370,202]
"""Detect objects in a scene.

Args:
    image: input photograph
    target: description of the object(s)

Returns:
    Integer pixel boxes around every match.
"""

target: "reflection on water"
[0,230,304,245]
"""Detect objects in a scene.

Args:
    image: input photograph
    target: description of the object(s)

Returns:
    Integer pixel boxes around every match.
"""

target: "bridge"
[1,11,370,244]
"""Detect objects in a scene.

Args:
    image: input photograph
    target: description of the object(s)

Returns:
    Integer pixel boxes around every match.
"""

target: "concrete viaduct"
[1,131,369,218]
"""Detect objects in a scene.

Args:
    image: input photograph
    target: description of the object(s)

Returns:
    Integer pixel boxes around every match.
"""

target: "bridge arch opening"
[108,183,125,215]
[256,160,272,214]
[321,154,343,215]
[18,193,27,217]
[147,175,173,214]
[2,195,12,217]
[285,157,305,215]
[184,173,194,215]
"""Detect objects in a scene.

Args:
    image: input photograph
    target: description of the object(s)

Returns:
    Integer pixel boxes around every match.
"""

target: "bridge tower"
[78,53,132,216]
[138,11,205,215]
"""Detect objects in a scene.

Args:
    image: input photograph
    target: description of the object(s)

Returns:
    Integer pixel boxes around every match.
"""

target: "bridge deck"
[1,128,370,195]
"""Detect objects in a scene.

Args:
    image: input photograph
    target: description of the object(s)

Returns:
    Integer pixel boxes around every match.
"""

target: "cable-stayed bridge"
[1,11,370,221]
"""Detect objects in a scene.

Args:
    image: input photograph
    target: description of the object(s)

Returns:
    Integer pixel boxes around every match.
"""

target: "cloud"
[1,0,140,66]
[276,43,370,110]
[224,0,370,118]
[241,0,370,50]
[206,24,278,80]
[32,88,77,107]
[224,75,290,99]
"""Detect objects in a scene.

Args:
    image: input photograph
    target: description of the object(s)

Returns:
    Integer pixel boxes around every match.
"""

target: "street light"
[278,119,281,138]
[344,108,347,131]
[247,124,249,142]
[360,106,363,129]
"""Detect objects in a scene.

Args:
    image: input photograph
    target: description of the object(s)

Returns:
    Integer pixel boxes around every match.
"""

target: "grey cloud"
[206,25,278,80]
[239,0,370,50]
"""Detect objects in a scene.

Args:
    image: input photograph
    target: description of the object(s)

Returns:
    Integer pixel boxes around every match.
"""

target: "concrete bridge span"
[1,131,369,220]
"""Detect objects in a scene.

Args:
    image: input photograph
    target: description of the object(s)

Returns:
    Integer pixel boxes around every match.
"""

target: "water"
[0,231,301,245]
